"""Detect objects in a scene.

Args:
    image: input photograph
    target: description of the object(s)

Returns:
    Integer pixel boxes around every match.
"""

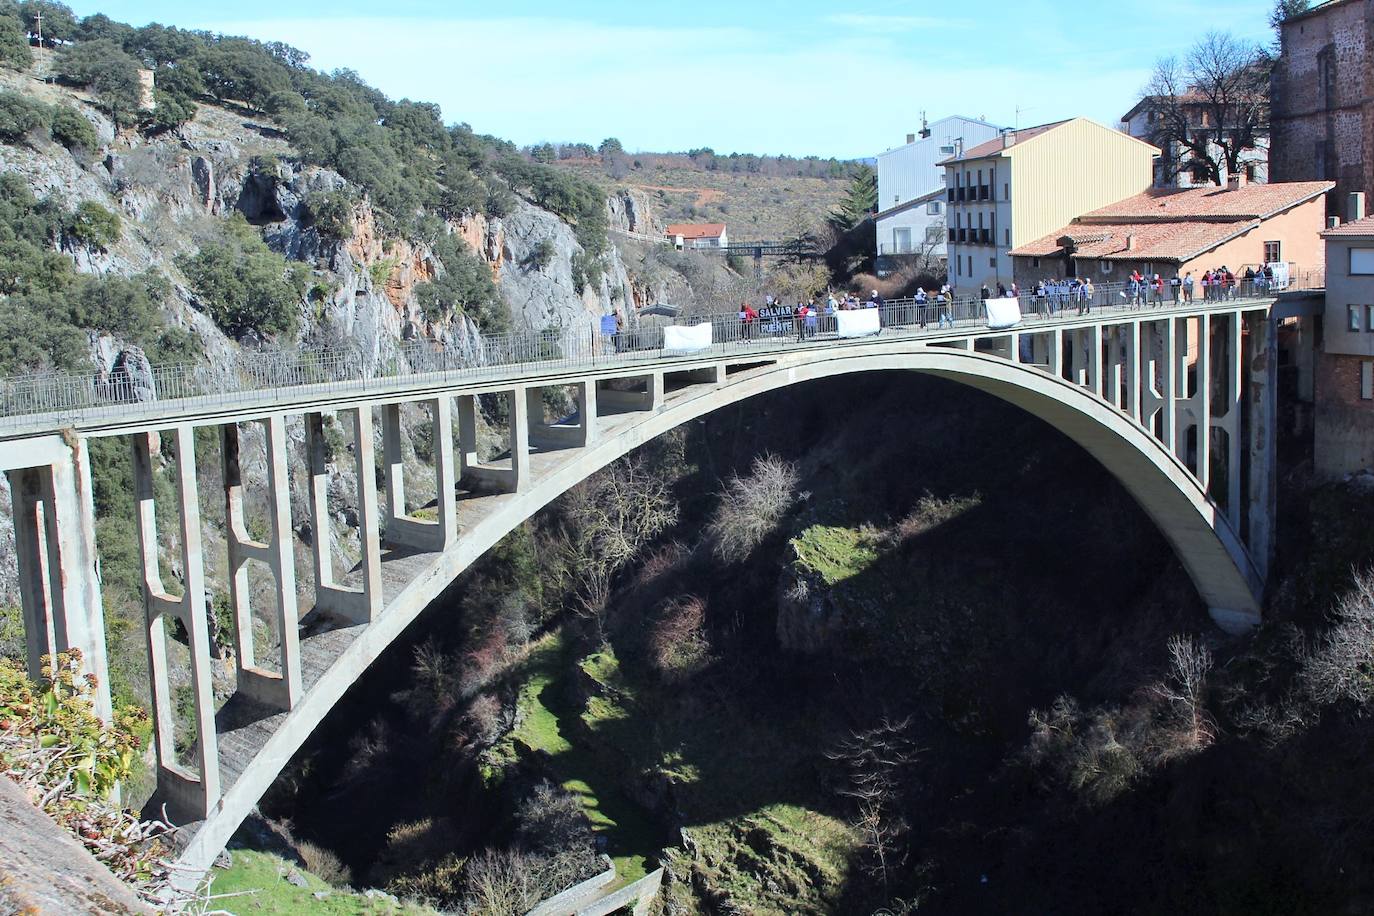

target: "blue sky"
[67,1,1276,159]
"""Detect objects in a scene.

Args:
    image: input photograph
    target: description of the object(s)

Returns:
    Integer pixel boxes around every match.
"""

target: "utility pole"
[33,10,42,48]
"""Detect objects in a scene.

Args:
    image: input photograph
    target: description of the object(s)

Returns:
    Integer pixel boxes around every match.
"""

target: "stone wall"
[1274,0,1374,211]
[1314,348,1374,478]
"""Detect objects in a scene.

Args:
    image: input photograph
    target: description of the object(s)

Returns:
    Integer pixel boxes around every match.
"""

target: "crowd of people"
[738,286,964,340]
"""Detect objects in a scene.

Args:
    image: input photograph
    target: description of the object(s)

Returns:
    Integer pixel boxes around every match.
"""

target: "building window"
[1005,229,1010,246]
[977,212,984,229]
[926,226,943,243]
[1350,249,1374,275]
[1003,183,1009,200]
[1350,305,1363,332]
[1032,257,1040,268]
[894,228,911,253]
[1368,304,1374,331]
[989,257,997,268]
[1363,361,1374,400]
[940,145,955,155]
[1264,241,1281,264]
[927,201,942,215]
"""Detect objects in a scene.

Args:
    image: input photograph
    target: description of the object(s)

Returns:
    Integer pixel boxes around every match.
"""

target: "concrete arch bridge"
[0,293,1277,883]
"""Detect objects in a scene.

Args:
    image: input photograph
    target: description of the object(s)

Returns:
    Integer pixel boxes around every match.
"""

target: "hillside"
[555,155,850,242]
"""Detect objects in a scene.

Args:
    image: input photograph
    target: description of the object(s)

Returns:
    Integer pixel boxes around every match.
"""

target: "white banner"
[985,298,1022,330]
[835,309,881,338]
[663,323,714,353]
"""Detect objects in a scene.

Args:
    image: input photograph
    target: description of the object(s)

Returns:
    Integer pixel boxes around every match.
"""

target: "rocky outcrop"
[607,188,662,237]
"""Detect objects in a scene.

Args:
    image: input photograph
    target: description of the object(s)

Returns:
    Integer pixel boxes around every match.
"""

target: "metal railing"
[0,277,1305,434]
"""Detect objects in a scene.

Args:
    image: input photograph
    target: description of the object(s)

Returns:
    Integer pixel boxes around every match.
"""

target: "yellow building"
[942,117,1159,292]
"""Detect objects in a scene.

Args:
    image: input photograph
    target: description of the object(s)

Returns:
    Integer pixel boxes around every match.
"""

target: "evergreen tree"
[826,164,878,234]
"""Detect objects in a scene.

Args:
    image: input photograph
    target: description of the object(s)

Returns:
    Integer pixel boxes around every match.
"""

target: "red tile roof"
[665,223,726,240]
[1322,215,1374,237]
[1082,181,1333,222]
[1011,220,1259,262]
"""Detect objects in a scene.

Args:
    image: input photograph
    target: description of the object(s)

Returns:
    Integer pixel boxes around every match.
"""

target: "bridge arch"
[171,340,1263,876]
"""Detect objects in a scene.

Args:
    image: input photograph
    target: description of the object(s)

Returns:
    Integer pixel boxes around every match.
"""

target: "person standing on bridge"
[1182,271,1194,302]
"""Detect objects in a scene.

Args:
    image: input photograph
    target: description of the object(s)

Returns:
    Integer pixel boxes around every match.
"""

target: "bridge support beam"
[527,382,598,449]
[383,399,457,552]
[596,373,663,413]
[307,407,383,625]
[222,417,301,710]
[459,391,529,494]
[4,438,110,722]
[1247,312,1277,582]
[133,427,219,822]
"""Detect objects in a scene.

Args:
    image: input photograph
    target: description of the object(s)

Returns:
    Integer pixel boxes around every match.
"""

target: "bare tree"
[827,717,920,891]
[707,454,800,561]
[1300,569,1374,708]
[1151,633,1216,753]
[559,452,680,627]
[1143,32,1270,186]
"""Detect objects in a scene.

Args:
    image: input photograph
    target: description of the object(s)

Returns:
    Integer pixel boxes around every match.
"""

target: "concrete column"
[683,364,726,385]
[221,418,302,711]
[1196,314,1212,493]
[510,387,530,491]
[646,371,664,411]
[1089,323,1104,396]
[383,398,457,552]
[305,407,383,625]
[580,381,599,445]
[1047,330,1063,379]
[133,428,220,821]
[458,391,527,494]
[597,375,660,413]
[1126,320,1142,425]
[7,468,51,686]
[381,403,405,522]
[1107,326,1123,408]
[1246,311,1277,582]
[1222,313,1244,531]
[6,441,112,722]
[1167,316,1182,457]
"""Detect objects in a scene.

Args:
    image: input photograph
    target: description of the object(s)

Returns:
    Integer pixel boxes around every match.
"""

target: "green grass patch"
[791,524,882,586]
[209,849,433,915]
[486,633,662,883]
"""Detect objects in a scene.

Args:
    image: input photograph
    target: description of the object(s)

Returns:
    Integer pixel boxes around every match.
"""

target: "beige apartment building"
[942,117,1159,292]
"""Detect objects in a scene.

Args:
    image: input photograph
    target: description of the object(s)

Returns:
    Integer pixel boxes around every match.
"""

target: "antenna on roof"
[1015,104,1036,129]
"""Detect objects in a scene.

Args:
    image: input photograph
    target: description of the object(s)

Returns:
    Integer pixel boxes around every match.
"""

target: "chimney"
[1349,192,1367,222]
[907,133,917,145]
[1126,234,1138,252]
[919,113,931,139]
[1002,129,1016,149]
[1329,216,1342,230]
[1227,173,1247,191]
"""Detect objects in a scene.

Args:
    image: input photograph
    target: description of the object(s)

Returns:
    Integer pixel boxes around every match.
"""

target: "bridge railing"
[0,277,1302,431]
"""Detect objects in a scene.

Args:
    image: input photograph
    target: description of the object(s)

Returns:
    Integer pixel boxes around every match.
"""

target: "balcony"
[947,188,956,203]
[978,185,991,201]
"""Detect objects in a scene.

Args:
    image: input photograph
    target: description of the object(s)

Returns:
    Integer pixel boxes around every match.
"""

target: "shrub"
[707,454,800,561]
[66,200,121,249]
[1301,569,1374,707]
[413,233,505,331]
[0,651,175,903]
[143,88,195,133]
[298,840,353,888]
[0,89,51,144]
[303,188,354,240]
[524,238,555,272]
[515,781,596,854]
[178,214,306,337]
[0,16,30,70]
[650,595,711,682]
[49,104,98,150]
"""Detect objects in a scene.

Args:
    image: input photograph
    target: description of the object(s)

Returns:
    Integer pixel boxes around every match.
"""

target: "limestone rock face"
[607,187,662,237]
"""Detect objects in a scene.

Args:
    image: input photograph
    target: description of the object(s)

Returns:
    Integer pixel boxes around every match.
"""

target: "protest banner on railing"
[985,298,1022,330]
[663,323,713,353]
[835,309,881,338]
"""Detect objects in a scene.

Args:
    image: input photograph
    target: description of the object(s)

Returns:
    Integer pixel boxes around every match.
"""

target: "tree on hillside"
[1142,32,1270,187]
[56,39,144,128]
[597,137,623,158]
[826,164,877,234]
[0,16,29,70]
[17,1,76,47]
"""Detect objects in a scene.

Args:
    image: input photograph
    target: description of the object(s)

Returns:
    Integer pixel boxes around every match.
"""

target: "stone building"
[1271,0,1374,212]
[1315,192,1374,478]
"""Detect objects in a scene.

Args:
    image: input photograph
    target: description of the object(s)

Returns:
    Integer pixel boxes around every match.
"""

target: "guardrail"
[0,277,1301,434]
